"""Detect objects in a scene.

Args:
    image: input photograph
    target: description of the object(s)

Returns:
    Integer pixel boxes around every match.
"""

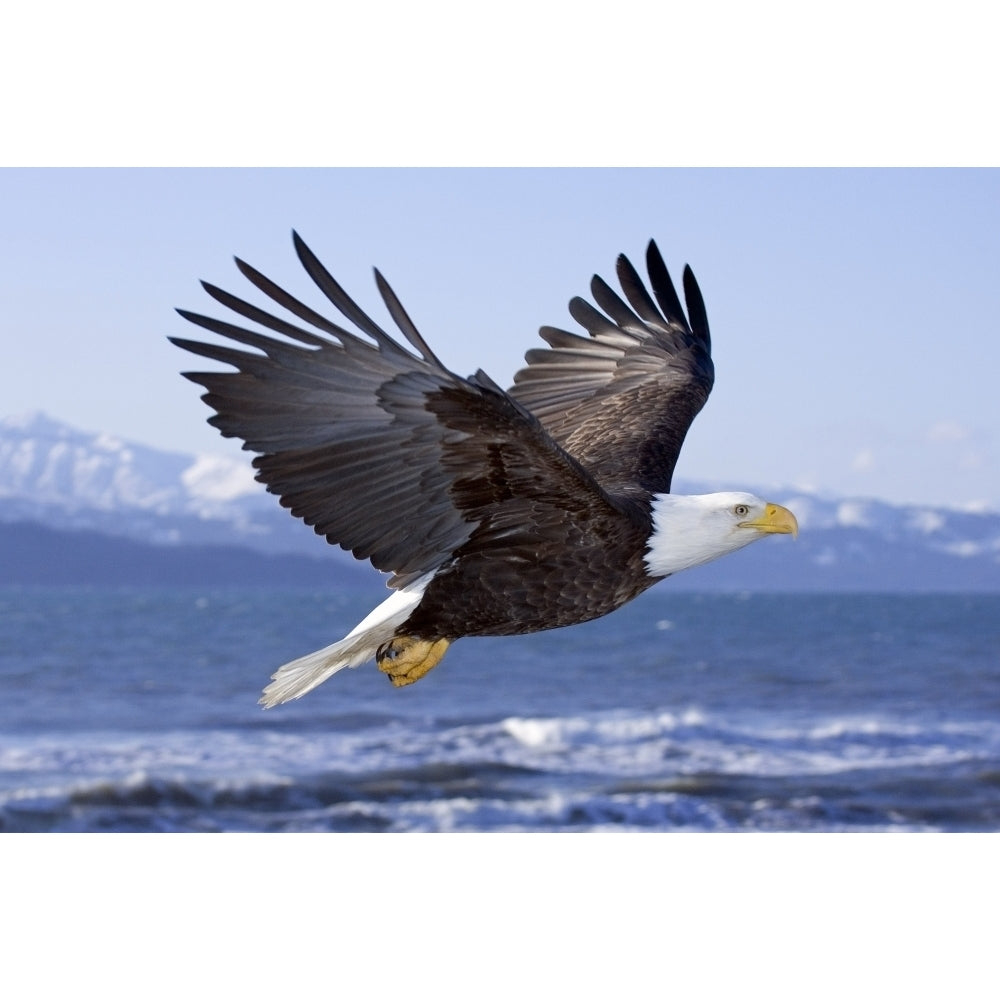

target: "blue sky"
[3,168,998,510]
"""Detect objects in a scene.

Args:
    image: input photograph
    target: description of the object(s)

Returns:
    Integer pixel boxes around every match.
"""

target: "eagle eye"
[734,503,750,517]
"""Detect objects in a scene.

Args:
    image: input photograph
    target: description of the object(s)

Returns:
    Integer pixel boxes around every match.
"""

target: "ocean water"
[1,585,998,832]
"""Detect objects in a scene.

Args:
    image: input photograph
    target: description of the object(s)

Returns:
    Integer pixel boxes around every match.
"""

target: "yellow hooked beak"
[740,502,798,538]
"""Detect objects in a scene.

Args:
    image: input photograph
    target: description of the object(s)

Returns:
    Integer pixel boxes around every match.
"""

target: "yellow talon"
[376,636,451,687]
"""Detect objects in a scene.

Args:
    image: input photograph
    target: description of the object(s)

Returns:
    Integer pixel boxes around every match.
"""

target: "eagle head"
[644,492,798,578]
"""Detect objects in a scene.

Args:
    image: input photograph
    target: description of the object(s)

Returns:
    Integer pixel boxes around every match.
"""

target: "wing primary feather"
[172,312,375,381]
[683,265,711,348]
[168,335,260,372]
[567,296,635,340]
[291,231,409,357]
[232,255,364,343]
[373,268,446,368]
[199,281,330,349]
[615,252,667,329]
[644,240,688,331]
[589,275,647,333]
[172,311,312,359]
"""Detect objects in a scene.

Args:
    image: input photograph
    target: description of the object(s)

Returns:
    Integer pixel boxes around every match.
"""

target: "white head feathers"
[644,492,796,578]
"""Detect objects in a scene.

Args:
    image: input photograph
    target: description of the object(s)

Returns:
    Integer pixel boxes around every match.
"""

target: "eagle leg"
[376,637,451,687]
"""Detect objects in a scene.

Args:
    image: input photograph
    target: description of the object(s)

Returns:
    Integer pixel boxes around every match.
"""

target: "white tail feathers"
[259,631,383,707]
[259,574,433,708]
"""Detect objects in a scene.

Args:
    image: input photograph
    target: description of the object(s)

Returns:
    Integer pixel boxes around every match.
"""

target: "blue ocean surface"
[1,585,998,832]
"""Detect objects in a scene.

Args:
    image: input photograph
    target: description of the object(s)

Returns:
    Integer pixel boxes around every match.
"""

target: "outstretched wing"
[171,232,620,589]
[508,240,714,497]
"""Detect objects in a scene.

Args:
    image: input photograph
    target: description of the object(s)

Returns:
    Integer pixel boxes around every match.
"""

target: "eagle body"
[172,235,797,705]
[402,497,655,640]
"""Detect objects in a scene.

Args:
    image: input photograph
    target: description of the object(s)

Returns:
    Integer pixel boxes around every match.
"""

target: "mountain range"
[1,411,998,590]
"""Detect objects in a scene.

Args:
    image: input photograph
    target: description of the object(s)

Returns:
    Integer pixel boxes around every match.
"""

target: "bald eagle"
[172,234,797,706]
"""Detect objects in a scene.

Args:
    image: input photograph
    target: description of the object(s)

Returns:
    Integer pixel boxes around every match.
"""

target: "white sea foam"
[3,701,1000,831]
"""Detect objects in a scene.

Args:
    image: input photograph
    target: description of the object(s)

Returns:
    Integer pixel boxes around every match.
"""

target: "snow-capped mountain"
[0,411,323,556]
[2,412,998,589]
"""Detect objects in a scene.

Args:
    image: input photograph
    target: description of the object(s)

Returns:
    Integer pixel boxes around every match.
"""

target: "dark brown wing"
[508,240,714,497]
[170,232,624,589]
